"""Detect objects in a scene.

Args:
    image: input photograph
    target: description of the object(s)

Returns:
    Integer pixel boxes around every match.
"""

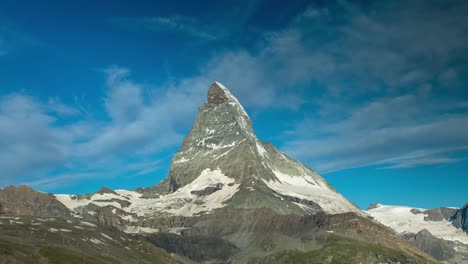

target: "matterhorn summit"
[141,81,359,216]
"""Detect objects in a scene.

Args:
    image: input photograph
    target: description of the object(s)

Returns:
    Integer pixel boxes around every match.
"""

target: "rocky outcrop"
[451,204,468,232]
[403,229,455,261]
[82,203,130,227]
[424,207,459,221]
[366,203,379,210]
[0,185,71,218]
[190,183,224,196]
[96,186,118,195]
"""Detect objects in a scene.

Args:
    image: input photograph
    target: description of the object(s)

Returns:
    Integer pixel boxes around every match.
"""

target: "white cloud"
[0,67,201,188]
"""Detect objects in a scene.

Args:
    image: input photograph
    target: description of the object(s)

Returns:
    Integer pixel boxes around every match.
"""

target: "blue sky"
[0,0,467,209]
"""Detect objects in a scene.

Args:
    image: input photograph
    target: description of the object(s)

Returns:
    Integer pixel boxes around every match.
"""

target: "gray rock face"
[190,183,224,196]
[403,229,455,261]
[424,207,459,222]
[451,204,468,232]
[366,203,379,210]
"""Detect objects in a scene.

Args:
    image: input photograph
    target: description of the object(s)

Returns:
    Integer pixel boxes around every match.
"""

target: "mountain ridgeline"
[0,82,465,263]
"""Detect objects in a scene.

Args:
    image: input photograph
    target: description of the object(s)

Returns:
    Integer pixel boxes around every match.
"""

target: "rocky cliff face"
[451,204,468,232]
[403,229,456,261]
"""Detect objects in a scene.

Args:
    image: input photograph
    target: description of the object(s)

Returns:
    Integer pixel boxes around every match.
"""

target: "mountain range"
[0,82,466,263]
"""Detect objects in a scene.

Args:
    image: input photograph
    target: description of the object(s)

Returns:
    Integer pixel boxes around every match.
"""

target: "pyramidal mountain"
[0,82,461,264]
[136,81,358,216]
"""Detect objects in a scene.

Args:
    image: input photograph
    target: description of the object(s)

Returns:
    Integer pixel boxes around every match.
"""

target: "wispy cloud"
[0,65,208,189]
[0,24,42,55]
[111,15,226,41]
[283,95,468,172]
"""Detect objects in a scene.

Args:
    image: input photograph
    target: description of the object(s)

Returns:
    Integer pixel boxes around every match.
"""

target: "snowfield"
[367,204,468,245]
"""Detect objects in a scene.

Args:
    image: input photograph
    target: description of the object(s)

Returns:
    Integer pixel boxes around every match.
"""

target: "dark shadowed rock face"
[208,82,231,104]
[0,185,71,218]
[403,229,455,261]
[451,204,468,232]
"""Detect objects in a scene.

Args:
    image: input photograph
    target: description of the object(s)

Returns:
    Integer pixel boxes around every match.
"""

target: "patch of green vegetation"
[40,246,109,264]
[251,235,437,264]
[0,237,41,263]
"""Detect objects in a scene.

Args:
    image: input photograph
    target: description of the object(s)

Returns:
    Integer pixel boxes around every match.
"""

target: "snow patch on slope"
[368,204,468,245]
[263,170,359,214]
[256,141,268,158]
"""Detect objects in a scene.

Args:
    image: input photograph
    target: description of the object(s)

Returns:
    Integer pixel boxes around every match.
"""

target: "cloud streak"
[111,15,225,41]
